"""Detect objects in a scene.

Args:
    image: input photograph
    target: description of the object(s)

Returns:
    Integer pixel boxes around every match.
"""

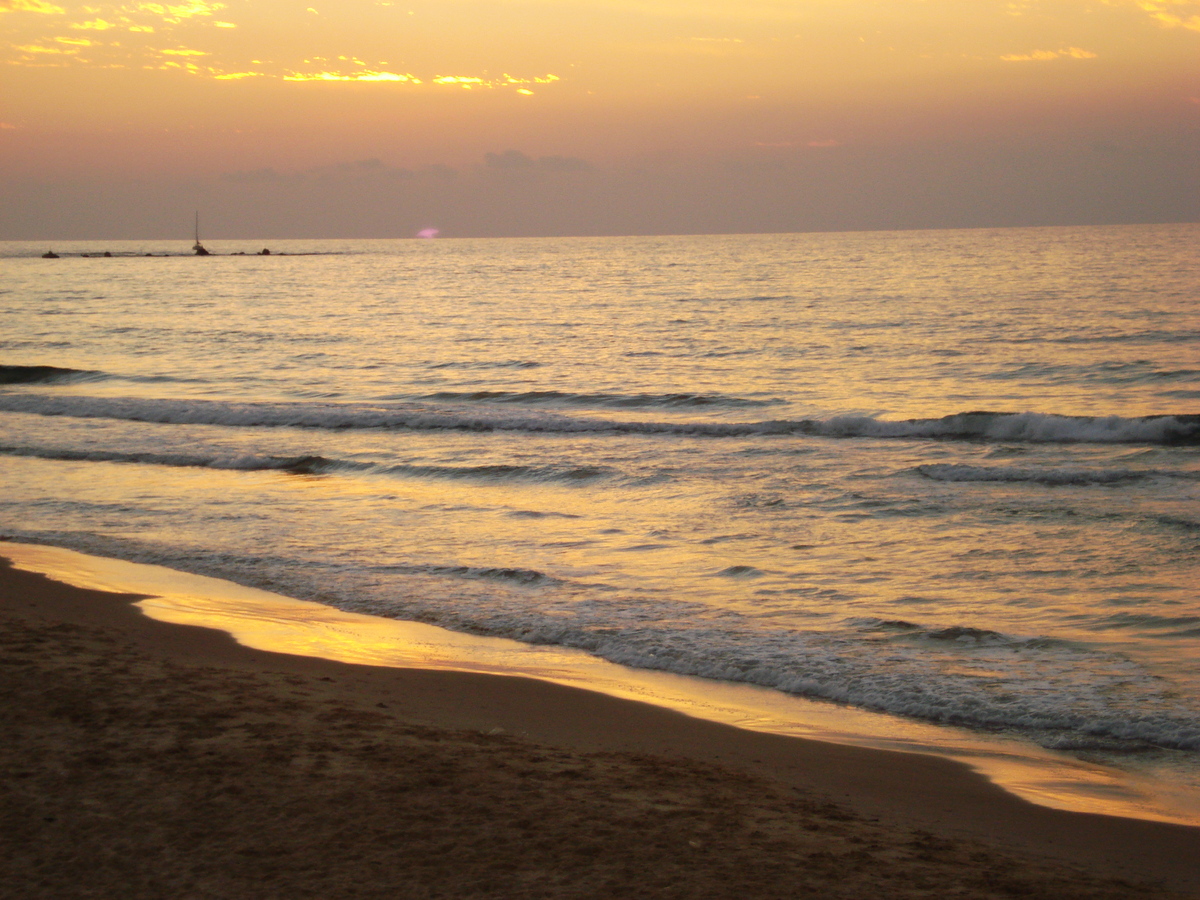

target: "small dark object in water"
[259,248,271,255]
[104,251,112,257]
[42,250,59,258]
[192,211,210,255]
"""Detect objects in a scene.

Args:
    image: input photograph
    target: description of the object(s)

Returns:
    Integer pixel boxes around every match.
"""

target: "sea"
[2,225,1198,819]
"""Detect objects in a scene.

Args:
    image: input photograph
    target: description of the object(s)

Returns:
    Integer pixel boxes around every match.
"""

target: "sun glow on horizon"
[1,0,1196,237]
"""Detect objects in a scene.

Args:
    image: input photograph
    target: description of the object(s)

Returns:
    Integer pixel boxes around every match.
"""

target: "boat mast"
[192,211,210,256]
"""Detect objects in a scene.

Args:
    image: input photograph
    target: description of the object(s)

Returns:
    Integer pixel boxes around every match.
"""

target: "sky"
[2,0,1198,238]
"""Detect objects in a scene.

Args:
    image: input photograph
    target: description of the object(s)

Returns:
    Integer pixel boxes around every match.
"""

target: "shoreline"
[2,548,1198,896]
[6,541,1197,827]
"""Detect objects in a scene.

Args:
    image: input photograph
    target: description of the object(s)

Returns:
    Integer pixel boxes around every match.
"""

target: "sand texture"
[1,555,1196,899]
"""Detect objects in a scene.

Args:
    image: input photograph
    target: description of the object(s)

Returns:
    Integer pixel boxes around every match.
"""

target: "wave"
[849,617,1073,649]
[986,361,1200,386]
[389,463,611,482]
[1093,612,1200,637]
[4,530,1198,753]
[372,562,561,587]
[714,565,766,578]
[915,463,1194,486]
[2,393,1198,447]
[886,410,1200,445]
[0,364,103,385]
[0,442,613,484]
[0,364,199,387]
[1153,515,1200,532]
[0,444,340,475]
[425,360,542,371]
[517,620,1200,753]
[414,389,783,410]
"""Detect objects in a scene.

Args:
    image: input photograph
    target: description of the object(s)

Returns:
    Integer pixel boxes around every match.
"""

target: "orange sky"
[2,0,1198,237]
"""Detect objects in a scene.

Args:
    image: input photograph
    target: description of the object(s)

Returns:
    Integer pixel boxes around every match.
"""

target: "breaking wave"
[0,364,103,385]
[0,443,613,483]
[372,562,561,587]
[0,444,341,475]
[8,529,1195,754]
[414,389,783,410]
[1,393,1197,446]
[916,463,1196,485]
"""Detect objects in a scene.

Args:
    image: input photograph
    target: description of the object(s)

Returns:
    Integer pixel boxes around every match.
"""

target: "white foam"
[7,527,1196,754]
[6,541,1198,825]
[1,393,1195,446]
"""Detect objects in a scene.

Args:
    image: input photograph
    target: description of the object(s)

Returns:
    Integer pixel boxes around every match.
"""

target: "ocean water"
[2,226,1198,797]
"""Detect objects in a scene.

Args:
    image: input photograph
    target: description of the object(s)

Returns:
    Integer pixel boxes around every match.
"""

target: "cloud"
[282,69,420,83]
[1129,0,1200,31]
[419,164,458,180]
[429,73,558,90]
[1001,46,1097,61]
[485,150,536,169]
[221,167,283,184]
[1,0,564,91]
[485,150,593,173]
[70,17,118,29]
[15,42,76,53]
[221,159,441,185]
[269,68,557,89]
[0,0,65,12]
[535,154,595,172]
[134,1,223,19]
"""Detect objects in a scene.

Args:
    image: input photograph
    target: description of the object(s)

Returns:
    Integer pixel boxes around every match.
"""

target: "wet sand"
[2,554,1196,899]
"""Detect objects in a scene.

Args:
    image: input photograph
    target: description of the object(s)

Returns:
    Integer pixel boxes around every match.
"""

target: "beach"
[3,228,1198,896]
[3,551,1197,899]
[7,0,1199,887]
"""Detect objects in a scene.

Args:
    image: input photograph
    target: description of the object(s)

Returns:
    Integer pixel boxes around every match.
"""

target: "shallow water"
[2,226,1198,810]
[6,542,1195,825]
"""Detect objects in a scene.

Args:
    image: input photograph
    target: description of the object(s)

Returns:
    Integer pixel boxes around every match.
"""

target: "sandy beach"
[1,551,1196,899]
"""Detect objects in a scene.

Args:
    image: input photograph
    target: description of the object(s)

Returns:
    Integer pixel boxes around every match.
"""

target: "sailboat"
[192,211,210,256]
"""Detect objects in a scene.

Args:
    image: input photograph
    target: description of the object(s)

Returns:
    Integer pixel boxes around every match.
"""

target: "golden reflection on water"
[7,541,1198,827]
